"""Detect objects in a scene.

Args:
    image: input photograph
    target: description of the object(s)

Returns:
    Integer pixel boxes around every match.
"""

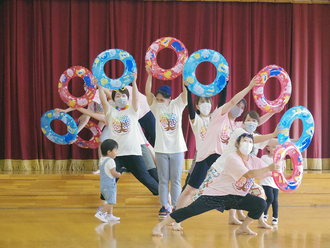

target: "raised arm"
[258,112,274,126]
[181,76,187,105]
[184,84,196,123]
[254,123,282,144]
[98,85,110,115]
[221,76,259,115]
[103,88,112,101]
[131,71,139,112]
[145,66,155,106]
[217,80,228,108]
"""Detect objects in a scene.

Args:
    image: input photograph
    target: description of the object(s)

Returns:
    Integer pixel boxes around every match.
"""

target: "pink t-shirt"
[203,152,268,196]
[196,106,243,162]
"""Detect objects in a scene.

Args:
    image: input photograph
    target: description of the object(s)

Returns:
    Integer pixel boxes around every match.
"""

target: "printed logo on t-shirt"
[112,115,131,135]
[159,113,178,133]
[220,126,233,144]
[199,126,207,140]
[233,176,254,192]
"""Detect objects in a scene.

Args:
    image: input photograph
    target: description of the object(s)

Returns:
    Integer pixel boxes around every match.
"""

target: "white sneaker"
[272,217,278,225]
[107,214,120,221]
[95,211,108,223]
[92,170,100,174]
[263,215,268,222]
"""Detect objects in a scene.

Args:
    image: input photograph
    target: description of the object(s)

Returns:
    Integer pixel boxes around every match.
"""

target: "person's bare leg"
[152,216,177,237]
[237,210,246,221]
[172,187,196,230]
[257,213,273,229]
[228,209,242,225]
[176,185,197,209]
[237,216,257,236]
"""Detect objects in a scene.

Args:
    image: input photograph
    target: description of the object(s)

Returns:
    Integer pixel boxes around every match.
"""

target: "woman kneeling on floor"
[152,133,281,236]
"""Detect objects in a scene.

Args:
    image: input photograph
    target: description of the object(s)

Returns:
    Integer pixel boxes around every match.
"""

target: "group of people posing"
[56,66,282,236]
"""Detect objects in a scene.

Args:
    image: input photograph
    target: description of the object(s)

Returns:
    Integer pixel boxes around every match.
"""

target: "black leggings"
[187,153,220,189]
[138,111,156,146]
[262,186,279,218]
[116,155,159,195]
[170,194,266,223]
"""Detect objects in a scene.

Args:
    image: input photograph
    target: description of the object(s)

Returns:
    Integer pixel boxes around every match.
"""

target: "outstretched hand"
[249,75,260,89]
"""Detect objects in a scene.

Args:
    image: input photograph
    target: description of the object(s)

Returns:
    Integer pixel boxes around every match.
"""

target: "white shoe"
[263,215,268,222]
[92,170,100,174]
[95,211,108,223]
[272,217,278,225]
[107,214,120,221]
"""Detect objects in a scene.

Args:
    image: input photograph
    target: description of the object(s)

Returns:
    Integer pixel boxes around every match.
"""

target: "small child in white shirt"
[95,139,121,223]
[260,139,280,225]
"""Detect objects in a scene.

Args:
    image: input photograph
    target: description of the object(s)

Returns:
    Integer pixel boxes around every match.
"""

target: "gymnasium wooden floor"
[1,171,330,248]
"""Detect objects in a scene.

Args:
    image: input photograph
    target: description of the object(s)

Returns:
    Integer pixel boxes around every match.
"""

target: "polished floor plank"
[1,206,330,248]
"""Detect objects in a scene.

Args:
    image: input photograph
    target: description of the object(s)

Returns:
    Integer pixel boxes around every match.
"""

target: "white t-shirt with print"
[260,155,279,189]
[105,105,142,156]
[212,128,269,174]
[190,114,210,149]
[100,157,116,179]
[203,152,268,196]
[150,94,187,153]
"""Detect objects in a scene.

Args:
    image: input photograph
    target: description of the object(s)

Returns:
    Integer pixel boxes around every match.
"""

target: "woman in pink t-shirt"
[152,133,281,237]
[175,76,274,214]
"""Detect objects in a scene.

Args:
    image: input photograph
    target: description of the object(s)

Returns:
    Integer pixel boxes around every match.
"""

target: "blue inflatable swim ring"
[41,110,78,145]
[278,106,314,152]
[183,49,229,97]
[92,49,137,90]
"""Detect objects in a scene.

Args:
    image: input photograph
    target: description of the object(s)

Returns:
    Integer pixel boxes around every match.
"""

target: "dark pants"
[262,186,279,218]
[170,194,267,223]
[148,168,159,183]
[187,153,220,189]
[115,155,159,195]
[139,111,156,146]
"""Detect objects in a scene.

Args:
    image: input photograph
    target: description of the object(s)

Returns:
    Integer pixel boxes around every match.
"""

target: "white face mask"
[115,97,127,108]
[239,141,254,155]
[230,106,243,118]
[199,102,212,116]
[244,122,258,133]
[157,102,168,108]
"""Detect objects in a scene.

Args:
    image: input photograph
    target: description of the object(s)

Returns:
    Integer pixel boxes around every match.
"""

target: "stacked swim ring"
[253,65,291,113]
[93,49,137,90]
[74,120,102,149]
[183,49,229,97]
[58,66,96,108]
[272,142,304,193]
[278,106,314,153]
[40,110,78,145]
[145,37,188,80]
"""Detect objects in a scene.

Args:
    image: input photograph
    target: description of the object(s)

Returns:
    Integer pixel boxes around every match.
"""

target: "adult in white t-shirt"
[152,133,281,237]
[145,66,187,216]
[106,85,156,146]
[75,72,159,196]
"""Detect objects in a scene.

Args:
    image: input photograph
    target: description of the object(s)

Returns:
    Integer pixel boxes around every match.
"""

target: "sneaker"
[272,217,278,225]
[95,211,108,223]
[166,204,172,214]
[92,170,100,174]
[263,215,268,222]
[96,206,103,214]
[107,214,120,221]
[158,206,168,218]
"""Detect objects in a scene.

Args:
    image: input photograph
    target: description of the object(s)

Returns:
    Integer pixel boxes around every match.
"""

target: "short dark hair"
[101,139,118,156]
[236,133,254,145]
[155,89,171,99]
[237,99,247,109]
[243,110,260,124]
[111,88,130,101]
